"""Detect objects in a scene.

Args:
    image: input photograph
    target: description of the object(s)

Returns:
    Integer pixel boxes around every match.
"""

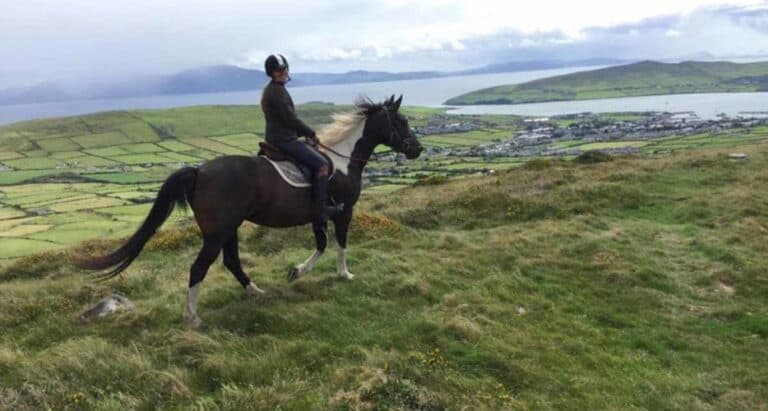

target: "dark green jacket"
[261,80,315,143]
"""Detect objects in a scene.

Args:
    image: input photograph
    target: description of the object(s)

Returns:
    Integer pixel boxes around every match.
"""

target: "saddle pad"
[261,156,312,188]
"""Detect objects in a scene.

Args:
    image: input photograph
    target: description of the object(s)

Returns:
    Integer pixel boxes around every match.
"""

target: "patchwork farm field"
[1,105,767,260]
[0,104,521,259]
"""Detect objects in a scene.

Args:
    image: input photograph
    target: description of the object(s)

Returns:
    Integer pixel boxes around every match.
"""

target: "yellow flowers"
[70,392,86,404]
[351,213,403,237]
[146,225,200,251]
[408,347,447,369]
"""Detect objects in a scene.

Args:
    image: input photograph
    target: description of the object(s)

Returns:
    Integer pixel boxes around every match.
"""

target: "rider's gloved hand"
[306,131,319,147]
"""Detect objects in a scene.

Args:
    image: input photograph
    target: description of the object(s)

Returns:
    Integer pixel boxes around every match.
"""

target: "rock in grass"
[728,153,747,160]
[79,294,135,322]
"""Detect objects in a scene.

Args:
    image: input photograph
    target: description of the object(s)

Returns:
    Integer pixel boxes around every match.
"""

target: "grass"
[71,132,132,148]
[2,157,62,170]
[156,140,198,152]
[35,137,81,152]
[185,137,250,155]
[0,170,63,185]
[0,207,25,220]
[421,129,512,147]
[1,144,768,409]
[0,237,63,258]
[0,152,23,161]
[0,181,167,257]
[66,155,118,167]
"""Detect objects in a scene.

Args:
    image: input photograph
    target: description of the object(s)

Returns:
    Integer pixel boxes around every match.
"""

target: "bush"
[574,150,613,164]
[0,251,67,281]
[522,158,562,170]
[414,175,448,186]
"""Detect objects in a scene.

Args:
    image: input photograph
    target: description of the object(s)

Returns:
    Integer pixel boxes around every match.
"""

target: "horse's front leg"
[287,223,327,282]
[334,211,354,280]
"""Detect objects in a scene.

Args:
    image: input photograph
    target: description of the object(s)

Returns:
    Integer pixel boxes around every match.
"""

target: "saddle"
[257,142,335,188]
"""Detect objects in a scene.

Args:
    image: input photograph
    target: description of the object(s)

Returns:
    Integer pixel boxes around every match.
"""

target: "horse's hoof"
[287,267,301,282]
[184,315,203,329]
[339,271,355,280]
[246,283,266,295]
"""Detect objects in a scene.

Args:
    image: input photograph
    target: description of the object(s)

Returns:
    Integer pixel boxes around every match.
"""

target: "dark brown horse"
[78,95,422,327]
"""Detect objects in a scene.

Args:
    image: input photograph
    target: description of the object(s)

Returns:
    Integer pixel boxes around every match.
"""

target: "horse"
[77,94,423,327]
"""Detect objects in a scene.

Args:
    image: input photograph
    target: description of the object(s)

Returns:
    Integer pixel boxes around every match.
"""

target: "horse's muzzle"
[405,144,423,159]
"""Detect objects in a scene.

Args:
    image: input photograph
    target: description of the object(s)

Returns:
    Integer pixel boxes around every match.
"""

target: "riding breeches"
[270,140,329,172]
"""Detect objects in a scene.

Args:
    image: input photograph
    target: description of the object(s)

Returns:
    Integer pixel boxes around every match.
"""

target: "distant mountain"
[0,58,629,106]
[445,60,768,105]
[453,58,626,75]
[0,82,74,105]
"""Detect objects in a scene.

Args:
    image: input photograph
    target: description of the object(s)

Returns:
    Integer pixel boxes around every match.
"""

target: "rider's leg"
[272,140,343,221]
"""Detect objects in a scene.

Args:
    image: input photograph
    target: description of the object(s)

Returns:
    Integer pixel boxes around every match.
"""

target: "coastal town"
[359,110,768,185]
[414,111,768,159]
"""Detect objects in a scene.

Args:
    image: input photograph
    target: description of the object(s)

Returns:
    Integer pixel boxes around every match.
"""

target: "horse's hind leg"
[222,233,264,295]
[185,236,224,328]
[287,223,328,282]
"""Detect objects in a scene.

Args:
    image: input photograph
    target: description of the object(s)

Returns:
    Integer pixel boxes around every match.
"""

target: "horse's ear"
[393,94,403,111]
[386,94,395,106]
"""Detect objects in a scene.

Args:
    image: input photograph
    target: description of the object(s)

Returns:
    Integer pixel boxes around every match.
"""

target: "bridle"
[317,107,411,164]
[382,108,413,153]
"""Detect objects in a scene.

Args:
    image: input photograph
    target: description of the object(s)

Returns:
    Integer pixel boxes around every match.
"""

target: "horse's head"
[362,95,423,159]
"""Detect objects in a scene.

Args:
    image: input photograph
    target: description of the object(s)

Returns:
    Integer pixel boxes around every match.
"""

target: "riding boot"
[312,173,344,224]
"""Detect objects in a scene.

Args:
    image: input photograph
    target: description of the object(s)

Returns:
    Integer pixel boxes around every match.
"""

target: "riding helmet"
[264,54,289,77]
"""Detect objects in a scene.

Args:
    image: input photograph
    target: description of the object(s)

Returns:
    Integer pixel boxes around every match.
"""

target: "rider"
[261,53,344,225]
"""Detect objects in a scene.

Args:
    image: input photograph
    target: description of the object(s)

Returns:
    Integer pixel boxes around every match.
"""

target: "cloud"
[0,0,767,87]
[353,4,768,71]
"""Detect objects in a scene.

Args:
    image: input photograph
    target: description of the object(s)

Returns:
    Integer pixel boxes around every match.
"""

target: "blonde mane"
[318,112,367,146]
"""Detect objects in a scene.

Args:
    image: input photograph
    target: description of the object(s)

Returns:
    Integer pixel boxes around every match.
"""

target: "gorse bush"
[574,150,613,164]
[0,251,66,281]
[414,175,448,186]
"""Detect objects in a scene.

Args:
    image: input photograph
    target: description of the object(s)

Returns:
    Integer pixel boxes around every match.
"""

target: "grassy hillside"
[1,143,767,409]
[446,60,768,105]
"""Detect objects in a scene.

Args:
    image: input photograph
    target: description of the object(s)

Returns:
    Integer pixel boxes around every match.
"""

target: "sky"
[1,0,768,88]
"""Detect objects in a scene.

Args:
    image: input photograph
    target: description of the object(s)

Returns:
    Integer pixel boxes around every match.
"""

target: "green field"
[573,141,649,150]
[421,129,511,147]
[446,60,768,105]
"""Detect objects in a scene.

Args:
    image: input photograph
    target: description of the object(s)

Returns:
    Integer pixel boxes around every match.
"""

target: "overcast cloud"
[1,0,767,88]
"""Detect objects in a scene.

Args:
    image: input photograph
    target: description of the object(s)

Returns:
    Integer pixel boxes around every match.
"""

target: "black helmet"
[264,54,289,77]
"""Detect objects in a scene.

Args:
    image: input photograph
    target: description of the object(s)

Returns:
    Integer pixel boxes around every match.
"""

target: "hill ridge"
[445,59,768,105]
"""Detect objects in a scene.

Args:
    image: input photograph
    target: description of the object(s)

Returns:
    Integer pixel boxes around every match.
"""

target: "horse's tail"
[77,167,198,280]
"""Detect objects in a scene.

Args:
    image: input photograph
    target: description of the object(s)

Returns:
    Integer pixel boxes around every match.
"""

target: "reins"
[316,141,368,165]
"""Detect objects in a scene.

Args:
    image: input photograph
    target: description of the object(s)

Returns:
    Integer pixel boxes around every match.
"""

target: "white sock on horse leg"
[185,283,201,321]
[298,249,323,274]
[338,247,354,279]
